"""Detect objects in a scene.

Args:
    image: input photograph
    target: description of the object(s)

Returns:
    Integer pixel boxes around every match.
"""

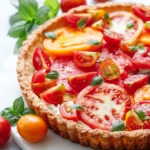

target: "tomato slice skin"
[68,72,97,91]
[100,58,120,81]
[73,51,98,67]
[123,74,149,94]
[59,101,78,121]
[132,5,150,22]
[40,84,65,105]
[33,48,51,73]
[76,83,132,130]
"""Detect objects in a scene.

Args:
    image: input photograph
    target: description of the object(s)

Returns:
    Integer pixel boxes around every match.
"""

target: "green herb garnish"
[137,110,150,120]
[111,120,125,132]
[104,13,110,22]
[90,76,104,86]
[70,104,84,110]
[137,44,145,53]
[129,46,137,51]
[86,39,101,45]
[77,18,86,29]
[0,97,35,126]
[44,32,57,39]
[46,70,59,79]
[127,22,135,29]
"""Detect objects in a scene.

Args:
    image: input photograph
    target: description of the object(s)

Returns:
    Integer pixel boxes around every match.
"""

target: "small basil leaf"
[14,35,27,54]
[137,44,145,53]
[25,21,34,33]
[18,0,38,21]
[77,19,86,29]
[137,110,146,120]
[8,116,20,126]
[70,104,84,110]
[13,96,24,114]
[9,13,22,25]
[35,6,50,25]
[22,108,35,115]
[86,39,100,45]
[90,76,104,86]
[127,22,135,29]
[44,32,57,39]
[44,0,60,18]
[104,13,110,22]
[46,70,59,79]
[129,46,137,51]
[8,21,26,38]
[111,120,125,132]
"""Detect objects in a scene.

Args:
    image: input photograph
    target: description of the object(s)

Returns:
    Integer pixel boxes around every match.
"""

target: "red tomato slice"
[109,11,143,45]
[132,5,150,22]
[65,13,92,28]
[33,48,51,73]
[40,84,65,105]
[73,51,98,67]
[76,83,132,130]
[103,30,123,46]
[68,72,97,91]
[123,74,149,94]
[134,85,150,103]
[59,101,78,121]
[100,58,120,81]
[132,46,150,71]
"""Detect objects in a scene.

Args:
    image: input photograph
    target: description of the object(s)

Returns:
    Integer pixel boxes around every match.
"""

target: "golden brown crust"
[17,2,150,149]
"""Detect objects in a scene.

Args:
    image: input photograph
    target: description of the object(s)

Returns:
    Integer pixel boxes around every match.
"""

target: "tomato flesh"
[76,83,132,130]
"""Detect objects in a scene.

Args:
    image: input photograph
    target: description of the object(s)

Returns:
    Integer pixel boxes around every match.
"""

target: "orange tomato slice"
[43,27,103,56]
[139,31,150,45]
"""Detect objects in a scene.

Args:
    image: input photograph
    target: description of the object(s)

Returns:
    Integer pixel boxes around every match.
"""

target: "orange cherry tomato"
[139,31,150,45]
[17,114,48,143]
[43,27,103,56]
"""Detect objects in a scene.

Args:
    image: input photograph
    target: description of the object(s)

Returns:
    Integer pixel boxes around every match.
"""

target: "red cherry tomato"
[0,116,11,146]
[103,30,123,46]
[123,74,149,94]
[60,0,87,12]
[68,72,97,91]
[40,84,65,105]
[76,83,132,130]
[59,101,78,121]
[33,48,51,73]
[132,5,150,22]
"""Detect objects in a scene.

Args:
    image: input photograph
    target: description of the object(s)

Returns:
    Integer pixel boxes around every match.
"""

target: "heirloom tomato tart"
[17,2,150,150]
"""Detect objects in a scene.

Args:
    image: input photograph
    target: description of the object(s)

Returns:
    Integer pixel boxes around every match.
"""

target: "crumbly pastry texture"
[17,2,150,150]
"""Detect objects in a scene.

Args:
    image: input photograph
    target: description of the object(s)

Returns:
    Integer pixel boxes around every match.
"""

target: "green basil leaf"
[70,104,84,110]
[22,108,35,115]
[127,22,135,29]
[137,44,145,53]
[35,6,50,25]
[25,21,34,33]
[18,0,38,21]
[9,13,22,25]
[129,46,137,51]
[44,0,60,18]
[111,120,125,132]
[90,76,104,86]
[8,21,26,38]
[14,35,27,54]
[104,13,110,22]
[0,107,15,116]
[8,116,20,126]
[46,70,59,79]
[137,110,146,120]
[13,97,24,114]
[77,19,86,29]
[44,32,57,39]
[86,39,101,45]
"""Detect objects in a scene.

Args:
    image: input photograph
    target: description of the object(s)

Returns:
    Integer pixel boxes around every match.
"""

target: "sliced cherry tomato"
[31,70,56,95]
[125,109,145,131]
[123,74,149,94]
[132,5,150,22]
[68,72,97,91]
[43,27,103,56]
[59,101,78,121]
[0,116,11,146]
[139,31,150,45]
[103,30,123,46]
[73,51,98,67]
[40,84,65,105]
[92,19,108,31]
[100,58,120,80]
[132,46,150,70]
[134,85,150,103]
[109,11,143,45]
[76,83,132,130]
[65,14,92,28]
[33,48,51,73]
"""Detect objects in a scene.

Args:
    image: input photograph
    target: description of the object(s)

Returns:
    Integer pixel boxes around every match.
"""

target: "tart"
[17,2,150,150]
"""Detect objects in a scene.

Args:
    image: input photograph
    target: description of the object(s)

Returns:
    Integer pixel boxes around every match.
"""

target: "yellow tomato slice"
[43,27,103,56]
[139,31,150,45]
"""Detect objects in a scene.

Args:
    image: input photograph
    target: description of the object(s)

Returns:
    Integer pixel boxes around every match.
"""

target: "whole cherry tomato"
[0,116,11,146]
[17,114,48,143]
[60,0,87,12]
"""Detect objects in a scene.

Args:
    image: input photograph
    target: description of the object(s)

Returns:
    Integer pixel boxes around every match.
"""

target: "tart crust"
[17,2,150,150]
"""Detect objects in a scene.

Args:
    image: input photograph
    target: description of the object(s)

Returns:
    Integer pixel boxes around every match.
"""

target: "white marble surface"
[0,0,150,150]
